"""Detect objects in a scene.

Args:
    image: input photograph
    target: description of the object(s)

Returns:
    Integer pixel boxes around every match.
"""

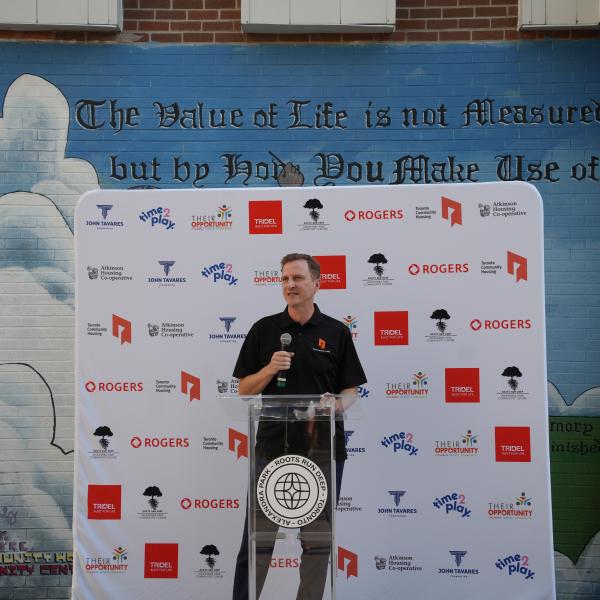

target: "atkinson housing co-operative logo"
[257,455,328,528]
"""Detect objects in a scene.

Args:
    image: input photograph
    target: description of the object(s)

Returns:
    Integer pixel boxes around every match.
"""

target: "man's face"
[281,260,320,309]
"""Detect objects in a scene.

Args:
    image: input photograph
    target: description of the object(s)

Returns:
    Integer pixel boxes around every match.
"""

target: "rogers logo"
[344,209,403,222]
[471,319,532,331]
[270,558,300,568]
[179,498,240,510]
[85,380,143,393]
[131,437,190,449]
[130,436,190,448]
[408,263,469,276]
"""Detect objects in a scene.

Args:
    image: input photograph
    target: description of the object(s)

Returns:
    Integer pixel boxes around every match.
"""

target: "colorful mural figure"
[0,41,599,599]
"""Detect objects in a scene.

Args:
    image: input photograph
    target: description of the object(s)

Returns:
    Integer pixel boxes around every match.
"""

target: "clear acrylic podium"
[221,394,356,600]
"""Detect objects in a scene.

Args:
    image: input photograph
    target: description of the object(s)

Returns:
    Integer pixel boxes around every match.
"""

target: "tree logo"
[368,253,387,277]
[364,254,393,286]
[257,455,328,529]
[200,544,219,570]
[300,198,328,230]
[431,308,450,332]
[502,366,522,390]
[426,309,456,342]
[93,426,113,450]
[142,486,163,513]
[304,198,323,223]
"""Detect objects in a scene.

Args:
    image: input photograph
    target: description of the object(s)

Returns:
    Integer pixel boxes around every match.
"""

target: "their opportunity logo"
[257,455,328,528]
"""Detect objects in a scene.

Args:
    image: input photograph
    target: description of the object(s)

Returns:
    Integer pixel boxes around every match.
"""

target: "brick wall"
[0,0,598,44]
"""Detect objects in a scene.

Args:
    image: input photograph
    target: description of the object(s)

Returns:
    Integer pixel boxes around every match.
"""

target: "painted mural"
[0,41,598,599]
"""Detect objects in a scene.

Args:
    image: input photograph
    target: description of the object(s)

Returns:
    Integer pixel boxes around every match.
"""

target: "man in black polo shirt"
[232,253,366,600]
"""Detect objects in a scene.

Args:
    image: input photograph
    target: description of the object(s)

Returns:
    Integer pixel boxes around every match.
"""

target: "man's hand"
[267,351,294,376]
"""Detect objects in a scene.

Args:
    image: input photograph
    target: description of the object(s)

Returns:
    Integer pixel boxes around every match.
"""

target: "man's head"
[280,253,320,310]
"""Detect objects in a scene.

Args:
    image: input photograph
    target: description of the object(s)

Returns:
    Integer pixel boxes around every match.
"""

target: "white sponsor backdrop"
[73,183,555,600]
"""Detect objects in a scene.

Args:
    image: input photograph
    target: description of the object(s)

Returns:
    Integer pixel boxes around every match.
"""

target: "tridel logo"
[144,543,178,579]
[495,427,531,462]
[248,200,283,234]
[445,368,480,403]
[374,311,409,346]
[338,547,358,578]
[87,484,122,520]
[313,255,346,290]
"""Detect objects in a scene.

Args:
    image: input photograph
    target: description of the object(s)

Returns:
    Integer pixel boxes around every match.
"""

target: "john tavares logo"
[495,553,535,580]
[438,551,479,578]
[381,431,418,456]
[209,317,246,343]
[98,204,112,219]
[432,492,471,518]
[344,430,366,455]
[201,262,238,286]
[377,490,418,518]
[85,204,124,229]
[148,261,187,286]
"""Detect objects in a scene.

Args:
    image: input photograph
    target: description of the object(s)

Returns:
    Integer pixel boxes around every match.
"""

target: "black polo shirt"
[233,304,366,460]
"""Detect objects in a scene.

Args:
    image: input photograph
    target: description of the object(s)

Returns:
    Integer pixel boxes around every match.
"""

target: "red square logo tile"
[87,484,122,520]
[495,426,531,462]
[248,200,282,234]
[144,543,179,579]
[374,311,409,346]
[314,255,346,290]
[445,368,480,403]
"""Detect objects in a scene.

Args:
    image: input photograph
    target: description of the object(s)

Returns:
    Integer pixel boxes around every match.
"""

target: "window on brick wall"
[241,0,396,33]
[0,0,122,31]
[519,0,600,28]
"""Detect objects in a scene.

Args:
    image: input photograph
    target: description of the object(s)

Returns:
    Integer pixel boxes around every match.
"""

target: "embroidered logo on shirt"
[318,338,326,350]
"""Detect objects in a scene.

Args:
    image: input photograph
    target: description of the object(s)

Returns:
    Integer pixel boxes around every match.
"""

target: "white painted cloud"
[0,73,98,227]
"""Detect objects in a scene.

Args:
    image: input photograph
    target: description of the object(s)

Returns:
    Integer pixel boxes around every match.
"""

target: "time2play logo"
[139,207,175,230]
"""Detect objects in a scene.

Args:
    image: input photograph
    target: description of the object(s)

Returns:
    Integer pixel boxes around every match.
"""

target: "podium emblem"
[257,455,328,528]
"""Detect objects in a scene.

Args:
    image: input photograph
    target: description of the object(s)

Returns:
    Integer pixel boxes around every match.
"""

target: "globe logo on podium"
[257,454,328,528]
[274,471,311,510]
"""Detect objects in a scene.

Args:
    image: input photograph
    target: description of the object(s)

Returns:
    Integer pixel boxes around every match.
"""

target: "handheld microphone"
[276,333,292,388]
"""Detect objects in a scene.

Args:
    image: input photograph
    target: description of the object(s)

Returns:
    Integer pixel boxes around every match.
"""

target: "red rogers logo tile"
[87,484,122,520]
[314,255,346,290]
[445,368,480,403]
[248,200,282,234]
[374,311,409,346]
[495,426,531,462]
[144,543,179,579]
